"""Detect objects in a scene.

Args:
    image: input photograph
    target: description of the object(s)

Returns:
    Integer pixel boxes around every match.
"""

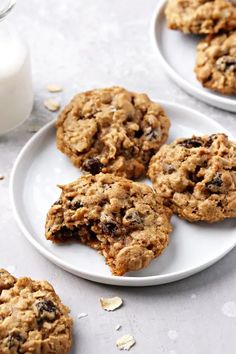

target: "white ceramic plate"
[152,0,236,113]
[10,101,236,286]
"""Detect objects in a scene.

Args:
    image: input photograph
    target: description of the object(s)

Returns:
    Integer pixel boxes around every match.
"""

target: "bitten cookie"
[56,87,170,180]
[0,269,73,354]
[195,32,236,94]
[148,134,236,223]
[165,0,236,34]
[45,173,172,276]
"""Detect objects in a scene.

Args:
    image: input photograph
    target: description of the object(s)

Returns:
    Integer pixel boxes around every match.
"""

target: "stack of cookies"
[45,86,236,276]
[165,0,236,94]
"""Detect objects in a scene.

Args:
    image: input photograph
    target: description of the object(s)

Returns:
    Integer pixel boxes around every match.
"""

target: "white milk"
[0,22,33,134]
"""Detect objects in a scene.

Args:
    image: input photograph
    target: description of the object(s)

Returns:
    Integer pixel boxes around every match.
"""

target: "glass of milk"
[0,0,33,134]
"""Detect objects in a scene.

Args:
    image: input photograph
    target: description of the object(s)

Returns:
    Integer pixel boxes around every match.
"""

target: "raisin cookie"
[148,134,236,223]
[0,269,73,354]
[195,32,236,94]
[56,87,170,180]
[45,173,172,276]
[165,0,236,34]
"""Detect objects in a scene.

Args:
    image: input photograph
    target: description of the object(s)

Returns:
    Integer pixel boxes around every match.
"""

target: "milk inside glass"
[0,2,33,134]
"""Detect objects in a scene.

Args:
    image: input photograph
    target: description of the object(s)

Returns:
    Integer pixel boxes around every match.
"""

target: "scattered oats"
[116,334,136,351]
[191,294,197,299]
[222,302,236,318]
[27,123,42,133]
[77,312,88,319]
[100,296,123,311]
[168,330,178,341]
[44,99,60,112]
[0,175,4,180]
[47,84,63,93]
[115,324,122,331]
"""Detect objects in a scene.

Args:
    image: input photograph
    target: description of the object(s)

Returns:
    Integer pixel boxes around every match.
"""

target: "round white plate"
[10,101,236,286]
[152,0,236,113]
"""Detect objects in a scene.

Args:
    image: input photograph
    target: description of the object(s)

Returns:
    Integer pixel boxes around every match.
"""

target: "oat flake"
[115,324,122,331]
[77,312,88,319]
[116,334,136,351]
[100,296,123,311]
[44,99,60,112]
[47,84,63,93]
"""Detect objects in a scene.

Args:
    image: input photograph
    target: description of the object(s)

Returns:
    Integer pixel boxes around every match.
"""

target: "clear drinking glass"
[0,0,33,134]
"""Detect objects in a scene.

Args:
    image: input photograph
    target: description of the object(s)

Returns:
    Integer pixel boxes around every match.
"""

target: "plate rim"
[151,0,236,112]
[9,100,236,287]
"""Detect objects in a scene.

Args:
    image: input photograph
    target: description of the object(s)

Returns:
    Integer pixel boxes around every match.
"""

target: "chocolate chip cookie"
[56,87,170,180]
[148,134,236,223]
[165,0,236,34]
[0,269,73,354]
[45,173,172,276]
[195,32,236,94]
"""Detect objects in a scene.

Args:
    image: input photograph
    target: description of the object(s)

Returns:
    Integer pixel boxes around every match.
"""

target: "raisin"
[8,332,25,349]
[205,173,223,192]
[144,126,160,140]
[70,201,83,210]
[83,158,103,175]
[36,300,58,323]
[134,129,143,138]
[216,56,236,72]
[179,138,202,148]
[102,221,118,235]
[53,226,77,240]
[124,210,142,226]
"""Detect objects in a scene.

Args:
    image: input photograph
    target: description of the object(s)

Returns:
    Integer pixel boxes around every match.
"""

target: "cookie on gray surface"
[56,86,170,180]
[195,32,236,94]
[45,173,172,276]
[148,134,236,222]
[165,0,236,34]
[0,269,73,354]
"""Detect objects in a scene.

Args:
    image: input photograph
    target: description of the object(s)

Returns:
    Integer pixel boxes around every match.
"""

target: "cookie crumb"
[222,302,236,318]
[0,175,4,180]
[100,296,123,311]
[168,330,178,341]
[115,324,122,331]
[47,84,63,93]
[116,334,136,351]
[44,99,60,112]
[77,312,88,319]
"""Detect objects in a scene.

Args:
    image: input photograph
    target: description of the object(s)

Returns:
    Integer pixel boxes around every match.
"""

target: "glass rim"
[0,0,16,20]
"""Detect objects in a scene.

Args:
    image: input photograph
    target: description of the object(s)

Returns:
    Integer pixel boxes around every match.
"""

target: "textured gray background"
[1,0,236,353]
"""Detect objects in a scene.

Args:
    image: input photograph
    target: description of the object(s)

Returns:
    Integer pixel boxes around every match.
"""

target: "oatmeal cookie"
[148,134,236,223]
[45,173,172,276]
[195,32,236,94]
[165,0,236,34]
[56,87,170,180]
[0,269,73,354]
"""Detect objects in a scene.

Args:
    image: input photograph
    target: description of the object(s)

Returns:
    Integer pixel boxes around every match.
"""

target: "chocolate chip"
[179,138,202,148]
[8,332,25,349]
[36,300,58,323]
[102,221,118,235]
[53,199,62,206]
[205,173,223,192]
[83,158,103,175]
